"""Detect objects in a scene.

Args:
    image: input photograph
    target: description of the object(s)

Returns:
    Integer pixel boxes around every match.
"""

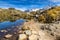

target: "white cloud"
[16,8,28,11]
[49,0,60,2]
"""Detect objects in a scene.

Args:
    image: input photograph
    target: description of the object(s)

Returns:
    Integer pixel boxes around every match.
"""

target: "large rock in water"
[4,34,12,39]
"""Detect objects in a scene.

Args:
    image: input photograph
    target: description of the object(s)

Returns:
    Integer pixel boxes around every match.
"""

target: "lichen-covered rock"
[18,34,27,40]
[29,34,39,40]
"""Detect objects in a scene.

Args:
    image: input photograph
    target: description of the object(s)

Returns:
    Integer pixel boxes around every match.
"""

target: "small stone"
[18,34,27,40]
[1,30,7,32]
[4,34,12,39]
[18,30,23,34]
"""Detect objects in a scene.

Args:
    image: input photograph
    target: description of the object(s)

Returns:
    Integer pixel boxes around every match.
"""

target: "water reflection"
[0,19,25,29]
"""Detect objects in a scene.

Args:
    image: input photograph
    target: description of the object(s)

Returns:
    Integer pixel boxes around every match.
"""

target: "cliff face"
[19,20,60,40]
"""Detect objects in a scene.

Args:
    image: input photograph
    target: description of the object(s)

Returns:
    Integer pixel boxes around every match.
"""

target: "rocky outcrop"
[19,20,60,40]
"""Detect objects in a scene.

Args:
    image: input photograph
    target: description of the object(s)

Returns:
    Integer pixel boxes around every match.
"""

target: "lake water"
[0,19,25,29]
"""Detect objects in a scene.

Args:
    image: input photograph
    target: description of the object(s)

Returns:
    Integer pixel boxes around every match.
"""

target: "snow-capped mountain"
[25,8,40,12]
[31,8,40,11]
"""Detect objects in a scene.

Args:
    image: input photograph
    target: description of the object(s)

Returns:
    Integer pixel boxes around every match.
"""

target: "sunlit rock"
[0,30,7,32]
[32,31,38,35]
[38,31,55,40]
[18,30,23,34]
[29,34,39,40]
[23,20,40,31]
[4,34,12,39]
[18,34,27,40]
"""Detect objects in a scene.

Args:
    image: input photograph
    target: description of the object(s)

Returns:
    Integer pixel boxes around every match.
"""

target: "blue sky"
[0,0,60,10]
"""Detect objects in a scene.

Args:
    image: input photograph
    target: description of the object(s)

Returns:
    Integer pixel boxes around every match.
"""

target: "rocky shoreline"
[19,20,60,40]
[0,20,60,40]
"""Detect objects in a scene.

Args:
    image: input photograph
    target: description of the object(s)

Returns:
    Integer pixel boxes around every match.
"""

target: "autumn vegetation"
[0,6,60,23]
